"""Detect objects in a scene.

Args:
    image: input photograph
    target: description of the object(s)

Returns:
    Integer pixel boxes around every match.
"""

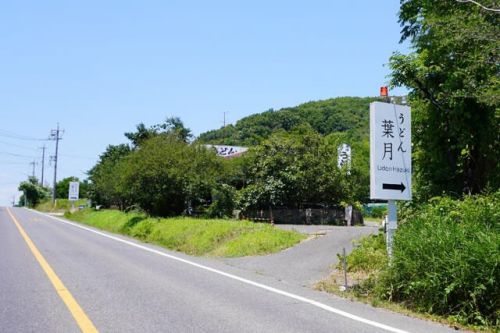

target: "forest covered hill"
[197,96,382,145]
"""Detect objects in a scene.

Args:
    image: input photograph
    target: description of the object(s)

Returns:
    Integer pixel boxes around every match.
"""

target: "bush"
[378,193,499,327]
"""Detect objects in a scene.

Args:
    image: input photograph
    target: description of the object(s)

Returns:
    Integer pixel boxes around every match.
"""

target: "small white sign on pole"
[370,102,412,201]
[68,181,80,201]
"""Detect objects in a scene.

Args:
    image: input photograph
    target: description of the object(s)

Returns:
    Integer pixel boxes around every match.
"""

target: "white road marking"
[28,209,410,333]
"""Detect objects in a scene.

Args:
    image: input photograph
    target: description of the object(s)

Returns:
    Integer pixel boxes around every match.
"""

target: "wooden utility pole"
[50,124,62,204]
[40,145,46,186]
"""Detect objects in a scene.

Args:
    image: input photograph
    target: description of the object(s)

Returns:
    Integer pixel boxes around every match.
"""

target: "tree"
[124,123,157,148]
[87,144,132,208]
[55,177,88,199]
[196,97,378,146]
[18,177,50,207]
[125,117,193,148]
[118,134,221,216]
[390,0,499,198]
[237,125,369,211]
[158,117,193,143]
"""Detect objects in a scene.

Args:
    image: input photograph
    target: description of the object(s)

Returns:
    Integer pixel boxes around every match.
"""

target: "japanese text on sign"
[370,102,412,201]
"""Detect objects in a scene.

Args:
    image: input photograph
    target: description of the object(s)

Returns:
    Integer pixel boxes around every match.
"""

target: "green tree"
[197,97,379,146]
[390,0,499,198]
[87,144,132,208]
[237,125,369,211]
[55,177,88,199]
[125,117,193,148]
[118,134,221,216]
[18,176,50,207]
[124,123,157,148]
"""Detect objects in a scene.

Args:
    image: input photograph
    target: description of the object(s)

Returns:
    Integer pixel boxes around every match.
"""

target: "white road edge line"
[27,208,410,333]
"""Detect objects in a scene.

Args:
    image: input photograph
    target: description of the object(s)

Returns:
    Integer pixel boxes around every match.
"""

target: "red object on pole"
[380,86,388,97]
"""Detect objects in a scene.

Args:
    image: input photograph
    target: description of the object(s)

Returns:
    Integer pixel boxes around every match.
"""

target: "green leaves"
[390,0,499,199]
[237,125,369,210]
[18,176,49,207]
[119,135,221,216]
[197,97,378,146]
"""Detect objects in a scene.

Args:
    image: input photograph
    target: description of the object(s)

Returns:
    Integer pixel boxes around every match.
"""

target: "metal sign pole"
[386,200,397,259]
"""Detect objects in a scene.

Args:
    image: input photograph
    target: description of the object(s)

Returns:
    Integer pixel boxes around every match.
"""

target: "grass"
[314,232,495,332]
[36,199,89,212]
[64,209,305,257]
[316,193,500,332]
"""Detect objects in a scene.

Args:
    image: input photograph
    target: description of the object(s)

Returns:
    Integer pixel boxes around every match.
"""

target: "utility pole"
[39,145,46,186]
[50,124,63,205]
[29,160,37,178]
[12,195,15,207]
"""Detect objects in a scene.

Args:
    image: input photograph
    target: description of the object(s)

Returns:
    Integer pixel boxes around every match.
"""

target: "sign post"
[370,101,412,257]
[68,181,80,211]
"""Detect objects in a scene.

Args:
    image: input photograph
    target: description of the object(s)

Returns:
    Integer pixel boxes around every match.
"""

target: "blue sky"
[0,1,409,206]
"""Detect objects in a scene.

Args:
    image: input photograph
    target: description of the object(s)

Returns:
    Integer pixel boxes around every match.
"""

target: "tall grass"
[379,193,499,327]
[65,209,305,257]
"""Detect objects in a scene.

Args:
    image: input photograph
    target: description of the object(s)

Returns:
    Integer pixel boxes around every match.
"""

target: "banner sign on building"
[206,145,248,158]
[370,102,412,201]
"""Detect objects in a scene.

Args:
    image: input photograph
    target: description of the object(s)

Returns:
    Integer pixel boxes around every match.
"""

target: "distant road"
[0,207,459,333]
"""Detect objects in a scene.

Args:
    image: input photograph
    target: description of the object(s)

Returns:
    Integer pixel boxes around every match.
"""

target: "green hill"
[197,96,382,145]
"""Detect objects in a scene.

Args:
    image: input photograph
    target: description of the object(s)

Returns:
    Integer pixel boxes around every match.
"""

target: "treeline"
[88,118,368,217]
[197,97,379,146]
[18,176,88,207]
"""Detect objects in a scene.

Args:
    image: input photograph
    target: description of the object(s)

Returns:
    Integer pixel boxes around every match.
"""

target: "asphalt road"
[0,207,461,333]
[224,224,379,287]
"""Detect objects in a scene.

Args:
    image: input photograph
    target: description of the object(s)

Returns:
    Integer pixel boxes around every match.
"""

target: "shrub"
[378,193,499,326]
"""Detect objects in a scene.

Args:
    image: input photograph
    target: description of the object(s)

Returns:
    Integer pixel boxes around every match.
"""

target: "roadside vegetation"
[36,199,89,213]
[86,115,370,219]
[64,209,305,257]
[19,176,89,209]
[317,193,499,331]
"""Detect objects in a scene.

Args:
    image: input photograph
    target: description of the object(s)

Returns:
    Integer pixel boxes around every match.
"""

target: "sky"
[0,1,409,206]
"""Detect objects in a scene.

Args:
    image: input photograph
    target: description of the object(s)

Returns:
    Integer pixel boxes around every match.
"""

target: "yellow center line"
[6,208,98,333]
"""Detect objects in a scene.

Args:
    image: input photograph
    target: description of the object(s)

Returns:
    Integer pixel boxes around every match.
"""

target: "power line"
[0,140,39,151]
[0,151,37,159]
[0,161,29,165]
[0,129,49,141]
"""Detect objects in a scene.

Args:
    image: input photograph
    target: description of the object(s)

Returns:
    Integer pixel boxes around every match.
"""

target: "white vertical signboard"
[68,181,80,201]
[370,102,412,201]
[337,143,351,174]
